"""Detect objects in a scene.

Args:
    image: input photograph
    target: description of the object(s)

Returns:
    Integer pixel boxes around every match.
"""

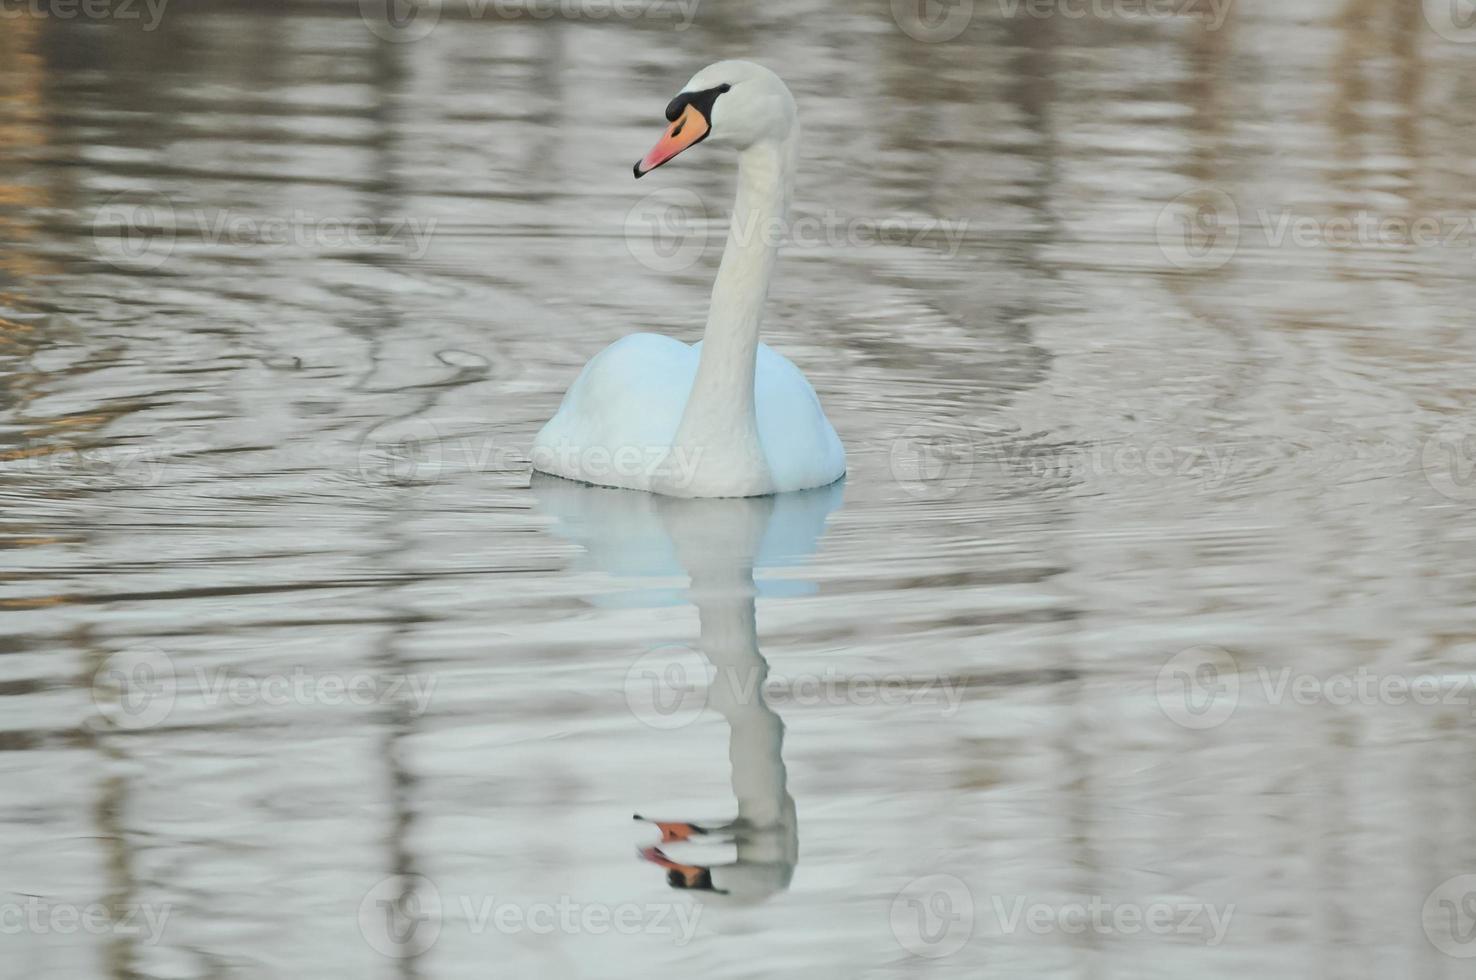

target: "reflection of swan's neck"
[664,496,794,837]
[673,130,798,457]
[694,586,794,837]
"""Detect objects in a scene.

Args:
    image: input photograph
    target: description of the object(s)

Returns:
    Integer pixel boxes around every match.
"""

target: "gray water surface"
[3,2,1476,978]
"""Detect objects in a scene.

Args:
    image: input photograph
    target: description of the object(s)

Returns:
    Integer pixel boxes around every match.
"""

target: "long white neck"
[667,129,797,494]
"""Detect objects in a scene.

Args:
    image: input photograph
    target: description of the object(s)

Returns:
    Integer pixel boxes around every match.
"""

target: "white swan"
[531,61,845,499]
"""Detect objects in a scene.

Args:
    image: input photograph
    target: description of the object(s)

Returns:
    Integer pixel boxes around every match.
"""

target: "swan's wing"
[751,342,846,493]
[533,333,696,491]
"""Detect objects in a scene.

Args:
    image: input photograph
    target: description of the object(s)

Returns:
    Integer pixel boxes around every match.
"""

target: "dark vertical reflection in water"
[362,31,428,980]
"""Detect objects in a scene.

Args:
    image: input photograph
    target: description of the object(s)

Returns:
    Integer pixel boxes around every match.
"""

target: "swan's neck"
[671,132,796,480]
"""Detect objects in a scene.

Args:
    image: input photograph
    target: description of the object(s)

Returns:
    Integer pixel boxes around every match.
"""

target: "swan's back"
[745,343,845,493]
[533,334,843,495]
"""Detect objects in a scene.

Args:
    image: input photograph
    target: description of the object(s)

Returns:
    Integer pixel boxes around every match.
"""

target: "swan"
[531,475,844,902]
[531,61,845,499]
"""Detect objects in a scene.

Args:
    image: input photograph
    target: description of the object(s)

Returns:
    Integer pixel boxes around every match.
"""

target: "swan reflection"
[532,476,843,903]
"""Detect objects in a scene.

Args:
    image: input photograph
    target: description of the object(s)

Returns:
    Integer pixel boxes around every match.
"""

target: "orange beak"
[634,105,710,178]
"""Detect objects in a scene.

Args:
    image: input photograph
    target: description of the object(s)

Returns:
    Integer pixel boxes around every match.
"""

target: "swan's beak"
[633,104,710,178]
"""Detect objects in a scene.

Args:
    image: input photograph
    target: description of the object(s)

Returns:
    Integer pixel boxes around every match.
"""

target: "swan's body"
[531,61,845,498]
[534,333,842,497]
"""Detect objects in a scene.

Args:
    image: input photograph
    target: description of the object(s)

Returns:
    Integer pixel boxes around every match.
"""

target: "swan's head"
[633,60,797,179]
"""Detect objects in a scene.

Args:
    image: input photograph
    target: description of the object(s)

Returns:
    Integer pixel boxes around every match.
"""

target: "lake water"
[3,1,1476,977]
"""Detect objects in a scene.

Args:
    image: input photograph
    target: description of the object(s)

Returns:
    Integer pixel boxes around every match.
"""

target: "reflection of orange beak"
[653,821,702,844]
[639,846,706,885]
[634,105,710,179]
[634,814,705,843]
